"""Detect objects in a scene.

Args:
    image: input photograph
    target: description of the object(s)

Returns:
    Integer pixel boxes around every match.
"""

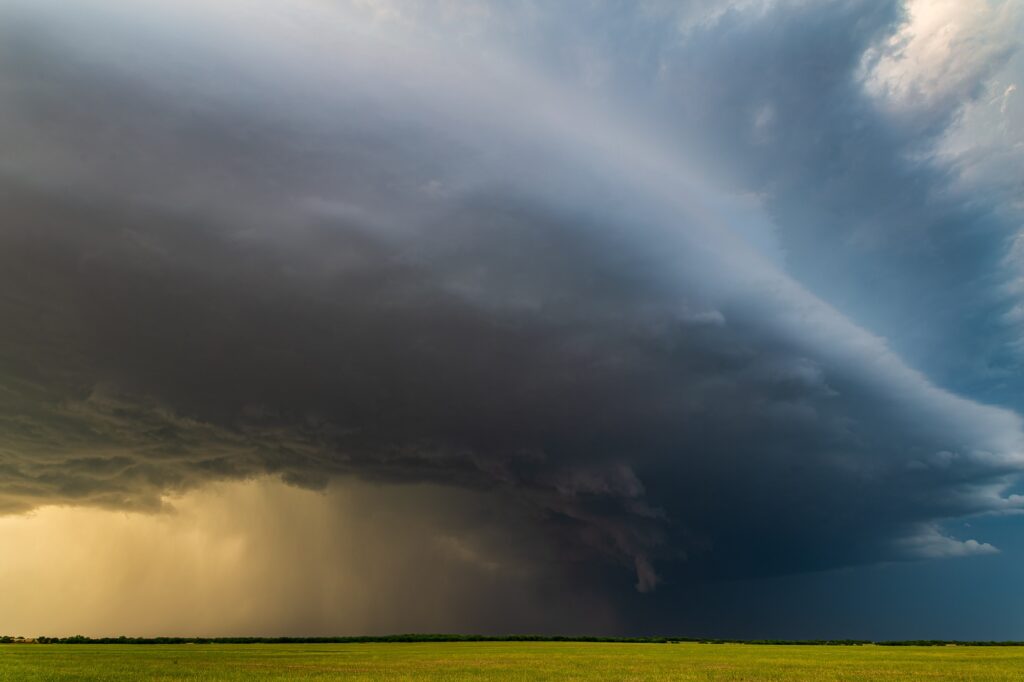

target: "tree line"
[5,634,1022,646]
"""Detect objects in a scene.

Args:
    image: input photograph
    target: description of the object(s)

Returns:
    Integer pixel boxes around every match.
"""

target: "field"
[4,642,1024,681]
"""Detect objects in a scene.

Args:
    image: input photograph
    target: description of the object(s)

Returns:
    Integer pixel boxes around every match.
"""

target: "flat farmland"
[3,642,1024,681]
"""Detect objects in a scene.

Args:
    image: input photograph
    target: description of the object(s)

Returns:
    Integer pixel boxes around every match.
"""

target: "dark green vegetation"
[3,642,1024,681]
[5,634,1024,646]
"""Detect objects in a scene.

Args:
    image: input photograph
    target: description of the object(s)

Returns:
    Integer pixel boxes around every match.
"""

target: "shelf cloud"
[1,0,1022,636]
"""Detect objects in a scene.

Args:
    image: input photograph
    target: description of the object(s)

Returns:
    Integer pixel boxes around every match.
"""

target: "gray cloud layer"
[2,0,1023,624]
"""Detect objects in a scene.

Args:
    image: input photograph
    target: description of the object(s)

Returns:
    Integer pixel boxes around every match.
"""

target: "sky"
[1,0,1023,640]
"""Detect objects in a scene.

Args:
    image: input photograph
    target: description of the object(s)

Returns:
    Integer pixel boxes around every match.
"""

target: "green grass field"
[3,642,1024,681]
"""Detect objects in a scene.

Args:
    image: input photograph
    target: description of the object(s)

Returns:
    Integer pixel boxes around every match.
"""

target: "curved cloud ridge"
[1,0,1023,604]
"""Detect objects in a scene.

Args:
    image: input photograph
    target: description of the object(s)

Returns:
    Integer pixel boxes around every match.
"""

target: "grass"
[3,641,1024,680]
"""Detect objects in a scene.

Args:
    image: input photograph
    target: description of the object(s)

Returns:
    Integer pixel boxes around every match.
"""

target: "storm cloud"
[2,0,1023,634]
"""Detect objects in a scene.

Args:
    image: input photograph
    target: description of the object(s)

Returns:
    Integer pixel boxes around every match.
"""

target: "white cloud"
[862,0,1021,117]
[898,524,999,559]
